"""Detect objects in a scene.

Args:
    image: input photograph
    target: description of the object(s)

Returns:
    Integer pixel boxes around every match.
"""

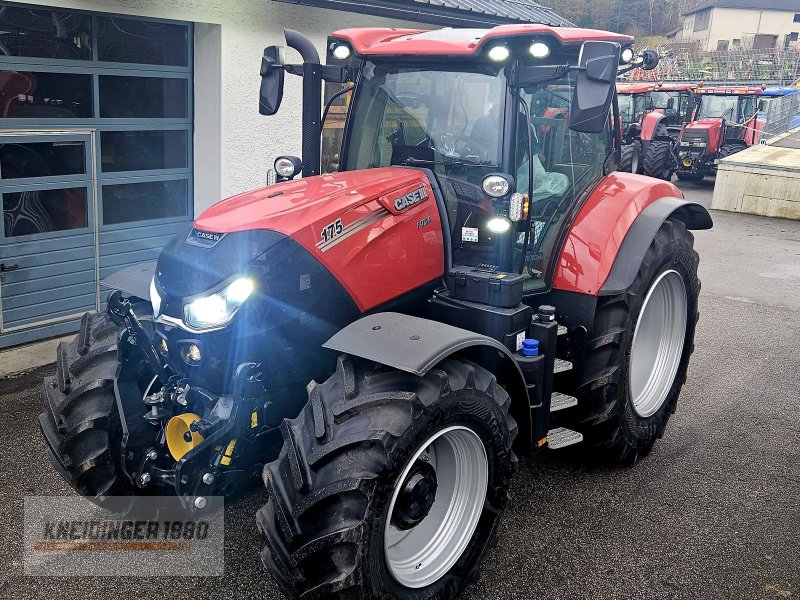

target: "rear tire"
[257,355,517,599]
[643,139,675,180]
[39,305,152,503]
[569,219,700,464]
[618,142,640,174]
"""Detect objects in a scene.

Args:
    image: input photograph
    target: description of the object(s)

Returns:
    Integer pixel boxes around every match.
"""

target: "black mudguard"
[324,312,534,453]
[600,197,712,296]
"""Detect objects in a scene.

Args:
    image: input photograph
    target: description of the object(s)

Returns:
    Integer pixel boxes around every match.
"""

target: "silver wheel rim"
[384,425,488,588]
[630,269,688,418]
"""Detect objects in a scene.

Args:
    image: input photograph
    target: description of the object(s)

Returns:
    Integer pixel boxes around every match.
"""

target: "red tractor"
[676,85,765,180]
[617,82,697,179]
[39,24,711,599]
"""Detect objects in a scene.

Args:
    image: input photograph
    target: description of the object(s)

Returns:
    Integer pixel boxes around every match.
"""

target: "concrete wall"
[681,7,800,51]
[33,1,427,213]
[712,143,800,220]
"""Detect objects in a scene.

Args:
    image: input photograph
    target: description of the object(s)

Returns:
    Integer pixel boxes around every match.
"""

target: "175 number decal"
[320,218,344,244]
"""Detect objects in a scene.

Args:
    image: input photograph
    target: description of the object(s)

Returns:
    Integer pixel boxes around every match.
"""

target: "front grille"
[681,128,710,143]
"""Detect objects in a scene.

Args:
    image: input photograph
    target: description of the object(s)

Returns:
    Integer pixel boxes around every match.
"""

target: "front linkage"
[107,291,269,509]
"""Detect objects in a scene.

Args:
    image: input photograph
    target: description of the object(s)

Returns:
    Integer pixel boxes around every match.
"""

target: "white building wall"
[32,1,429,213]
[681,7,800,51]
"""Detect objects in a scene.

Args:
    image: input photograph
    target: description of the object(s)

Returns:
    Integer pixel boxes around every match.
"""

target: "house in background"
[678,0,800,51]
[0,0,571,349]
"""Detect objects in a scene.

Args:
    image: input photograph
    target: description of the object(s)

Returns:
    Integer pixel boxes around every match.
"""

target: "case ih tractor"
[676,85,764,181]
[39,24,712,599]
[617,82,696,179]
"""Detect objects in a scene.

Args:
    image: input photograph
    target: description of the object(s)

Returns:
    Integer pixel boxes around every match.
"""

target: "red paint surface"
[553,172,682,295]
[617,82,656,94]
[640,111,666,140]
[683,118,723,153]
[195,168,444,312]
[334,26,632,57]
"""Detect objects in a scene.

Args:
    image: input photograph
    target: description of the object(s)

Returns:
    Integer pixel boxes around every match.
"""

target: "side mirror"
[259,45,286,116]
[569,41,621,133]
[640,49,660,71]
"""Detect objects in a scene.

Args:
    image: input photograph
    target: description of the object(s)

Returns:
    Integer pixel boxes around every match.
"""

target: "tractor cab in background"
[676,85,765,180]
[650,82,697,138]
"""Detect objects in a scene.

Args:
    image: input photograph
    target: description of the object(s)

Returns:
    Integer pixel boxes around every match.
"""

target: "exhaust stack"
[285,29,322,178]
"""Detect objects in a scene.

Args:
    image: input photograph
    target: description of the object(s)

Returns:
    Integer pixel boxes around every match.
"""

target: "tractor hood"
[194,167,426,237]
[155,167,443,310]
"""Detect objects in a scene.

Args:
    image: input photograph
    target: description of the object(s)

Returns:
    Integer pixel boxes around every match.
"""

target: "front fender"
[640,111,667,140]
[324,312,534,452]
[553,173,711,296]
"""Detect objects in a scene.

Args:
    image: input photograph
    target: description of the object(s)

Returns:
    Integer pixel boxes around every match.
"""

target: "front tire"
[257,355,517,599]
[569,219,700,463]
[39,305,153,502]
[618,142,640,174]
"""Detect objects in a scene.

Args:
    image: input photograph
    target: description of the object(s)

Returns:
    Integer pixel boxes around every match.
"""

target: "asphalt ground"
[1,179,799,599]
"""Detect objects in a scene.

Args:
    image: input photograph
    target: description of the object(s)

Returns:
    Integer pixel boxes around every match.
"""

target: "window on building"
[794,13,800,23]
[717,40,729,51]
[732,39,741,47]
[694,9,710,32]
[0,6,91,60]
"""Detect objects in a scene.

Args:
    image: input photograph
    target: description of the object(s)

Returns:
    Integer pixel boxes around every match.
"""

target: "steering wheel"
[430,131,476,157]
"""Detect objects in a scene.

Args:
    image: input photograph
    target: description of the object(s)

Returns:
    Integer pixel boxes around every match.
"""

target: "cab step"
[554,358,573,373]
[550,392,577,412]
[546,427,583,449]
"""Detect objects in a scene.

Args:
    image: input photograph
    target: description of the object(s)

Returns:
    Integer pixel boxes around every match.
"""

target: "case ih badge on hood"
[39,24,715,600]
[393,184,428,211]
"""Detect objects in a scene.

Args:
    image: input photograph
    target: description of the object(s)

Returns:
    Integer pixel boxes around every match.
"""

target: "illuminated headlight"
[150,277,162,317]
[620,46,635,64]
[331,43,351,60]
[482,174,511,197]
[487,45,510,62]
[487,217,511,233]
[529,42,550,59]
[183,277,254,331]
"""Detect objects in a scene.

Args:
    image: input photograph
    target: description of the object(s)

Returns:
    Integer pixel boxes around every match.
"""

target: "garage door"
[0,4,193,349]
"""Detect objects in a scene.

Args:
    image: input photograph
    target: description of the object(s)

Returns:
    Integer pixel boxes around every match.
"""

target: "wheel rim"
[384,425,488,588]
[629,270,688,418]
[631,148,639,173]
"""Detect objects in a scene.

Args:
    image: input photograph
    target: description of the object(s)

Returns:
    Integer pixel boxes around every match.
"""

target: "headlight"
[150,277,161,317]
[482,174,511,198]
[183,277,254,330]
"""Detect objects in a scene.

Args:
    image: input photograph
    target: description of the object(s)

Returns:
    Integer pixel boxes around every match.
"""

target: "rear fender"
[553,173,711,296]
[599,197,712,295]
[640,111,667,141]
[324,312,534,453]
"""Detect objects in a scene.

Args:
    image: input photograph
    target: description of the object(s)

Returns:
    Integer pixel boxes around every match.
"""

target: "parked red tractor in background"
[39,24,712,600]
[617,82,697,179]
[676,84,765,180]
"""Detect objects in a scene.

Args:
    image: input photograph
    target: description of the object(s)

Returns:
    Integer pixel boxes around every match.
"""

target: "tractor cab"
[650,82,697,136]
[297,27,637,294]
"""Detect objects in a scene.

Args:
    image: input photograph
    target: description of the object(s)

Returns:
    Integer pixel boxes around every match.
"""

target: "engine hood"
[685,118,722,130]
[194,167,426,236]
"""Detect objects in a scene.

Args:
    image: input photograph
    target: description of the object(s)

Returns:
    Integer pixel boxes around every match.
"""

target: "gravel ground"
[1,180,798,600]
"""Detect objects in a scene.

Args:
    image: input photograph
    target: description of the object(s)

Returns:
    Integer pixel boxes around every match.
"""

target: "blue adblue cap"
[521,339,539,356]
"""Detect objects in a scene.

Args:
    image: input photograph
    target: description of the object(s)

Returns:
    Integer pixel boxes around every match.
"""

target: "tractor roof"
[761,87,800,96]
[616,82,656,94]
[696,85,764,95]
[333,25,634,57]
[654,82,697,92]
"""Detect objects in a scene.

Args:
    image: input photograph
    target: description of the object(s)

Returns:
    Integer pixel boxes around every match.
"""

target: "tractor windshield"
[698,95,760,122]
[617,93,646,126]
[344,62,611,293]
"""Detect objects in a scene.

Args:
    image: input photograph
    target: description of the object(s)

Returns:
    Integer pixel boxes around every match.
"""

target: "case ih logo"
[187,228,226,248]
[393,185,428,211]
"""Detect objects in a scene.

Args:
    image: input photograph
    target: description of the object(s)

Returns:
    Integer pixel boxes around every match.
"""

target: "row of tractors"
[616,82,797,181]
